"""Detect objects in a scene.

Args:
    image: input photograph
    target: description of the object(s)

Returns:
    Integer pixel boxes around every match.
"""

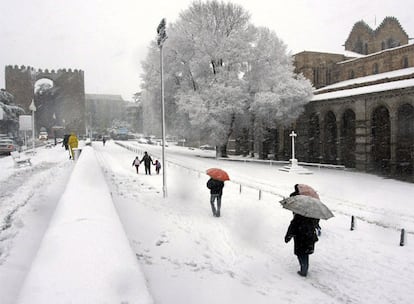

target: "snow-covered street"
[1,140,414,303]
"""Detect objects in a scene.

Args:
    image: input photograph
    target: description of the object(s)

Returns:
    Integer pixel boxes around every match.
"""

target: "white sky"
[0,0,413,100]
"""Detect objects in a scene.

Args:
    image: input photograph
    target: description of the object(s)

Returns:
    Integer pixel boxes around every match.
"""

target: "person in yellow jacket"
[68,132,79,159]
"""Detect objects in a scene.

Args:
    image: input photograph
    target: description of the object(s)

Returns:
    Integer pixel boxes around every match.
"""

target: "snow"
[1,140,414,304]
[312,78,414,101]
[16,147,153,304]
[314,67,414,92]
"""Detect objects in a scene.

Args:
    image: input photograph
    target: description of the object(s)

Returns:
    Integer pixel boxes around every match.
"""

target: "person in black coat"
[284,188,319,277]
[206,178,224,217]
[285,213,319,277]
[140,151,153,175]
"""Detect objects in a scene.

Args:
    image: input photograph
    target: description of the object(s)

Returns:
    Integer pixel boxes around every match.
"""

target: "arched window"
[325,69,331,85]
[372,106,391,173]
[324,111,337,163]
[349,70,355,79]
[396,104,414,175]
[341,109,356,167]
[381,41,386,50]
[364,43,368,55]
[403,56,409,68]
[373,63,379,74]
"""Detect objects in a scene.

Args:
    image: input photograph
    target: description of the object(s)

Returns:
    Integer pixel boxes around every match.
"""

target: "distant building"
[85,94,127,135]
[292,16,414,179]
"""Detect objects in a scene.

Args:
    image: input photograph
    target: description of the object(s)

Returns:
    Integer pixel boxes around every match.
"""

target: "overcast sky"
[1,0,413,100]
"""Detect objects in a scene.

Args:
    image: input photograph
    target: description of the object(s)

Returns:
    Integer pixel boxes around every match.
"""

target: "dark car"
[0,138,17,155]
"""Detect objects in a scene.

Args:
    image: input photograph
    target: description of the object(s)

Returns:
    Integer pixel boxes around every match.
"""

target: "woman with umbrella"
[283,184,333,277]
[206,168,229,217]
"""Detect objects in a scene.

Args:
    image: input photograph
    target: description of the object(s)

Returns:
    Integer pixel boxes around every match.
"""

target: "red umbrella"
[297,184,320,199]
[206,168,230,181]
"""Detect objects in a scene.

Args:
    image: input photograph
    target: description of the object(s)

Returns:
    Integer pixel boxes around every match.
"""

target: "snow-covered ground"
[0,140,413,304]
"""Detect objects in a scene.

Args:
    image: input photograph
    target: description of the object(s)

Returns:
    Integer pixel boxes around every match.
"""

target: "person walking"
[154,159,161,174]
[284,184,320,277]
[102,137,106,146]
[206,177,224,217]
[132,156,140,174]
[62,134,70,157]
[67,132,79,160]
[140,151,153,175]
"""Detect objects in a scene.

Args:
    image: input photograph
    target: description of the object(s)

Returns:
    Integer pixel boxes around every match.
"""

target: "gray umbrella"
[279,195,334,220]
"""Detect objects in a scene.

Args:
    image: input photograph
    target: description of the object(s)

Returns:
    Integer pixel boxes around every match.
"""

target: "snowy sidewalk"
[16,147,153,304]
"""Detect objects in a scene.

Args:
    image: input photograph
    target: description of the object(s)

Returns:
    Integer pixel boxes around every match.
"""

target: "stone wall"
[5,65,86,136]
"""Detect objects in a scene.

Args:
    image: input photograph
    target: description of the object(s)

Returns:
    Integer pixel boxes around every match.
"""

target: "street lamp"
[29,99,36,155]
[157,18,168,198]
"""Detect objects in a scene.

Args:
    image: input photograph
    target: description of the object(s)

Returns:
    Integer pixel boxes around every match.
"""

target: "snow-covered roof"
[293,49,363,59]
[312,78,414,101]
[341,50,366,58]
[338,42,414,64]
[315,67,414,92]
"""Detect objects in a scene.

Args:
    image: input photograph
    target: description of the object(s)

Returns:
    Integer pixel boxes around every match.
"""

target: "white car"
[138,138,148,144]
[200,144,215,150]
[39,132,48,140]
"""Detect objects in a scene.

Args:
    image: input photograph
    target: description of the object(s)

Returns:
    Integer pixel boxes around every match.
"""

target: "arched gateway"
[5,65,86,135]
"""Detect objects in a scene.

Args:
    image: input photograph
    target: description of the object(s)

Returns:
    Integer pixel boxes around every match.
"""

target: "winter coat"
[68,133,78,149]
[132,158,140,166]
[62,134,70,150]
[154,160,161,169]
[285,214,319,256]
[207,178,224,195]
[140,154,152,166]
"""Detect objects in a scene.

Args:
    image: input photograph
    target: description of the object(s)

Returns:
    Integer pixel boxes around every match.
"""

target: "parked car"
[200,144,215,151]
[137,138,148,144]
[39,131,48,140]
[155,139,169,147]
[0,138,17,155]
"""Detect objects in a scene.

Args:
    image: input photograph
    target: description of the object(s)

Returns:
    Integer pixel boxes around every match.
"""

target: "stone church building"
[254,17,414,181]
[290,17,413,180]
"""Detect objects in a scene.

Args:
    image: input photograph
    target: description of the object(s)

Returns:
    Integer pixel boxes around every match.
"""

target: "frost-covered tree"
[247,27,313,128]
[0,89,25,136]
[140,1,313,157]
[166,1,252,155]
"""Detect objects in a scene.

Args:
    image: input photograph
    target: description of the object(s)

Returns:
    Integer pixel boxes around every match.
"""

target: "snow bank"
[16,147,153,304]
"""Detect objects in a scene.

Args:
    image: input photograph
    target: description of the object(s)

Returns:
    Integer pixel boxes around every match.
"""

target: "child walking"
[154,159,161,174]
[132,156,140,174]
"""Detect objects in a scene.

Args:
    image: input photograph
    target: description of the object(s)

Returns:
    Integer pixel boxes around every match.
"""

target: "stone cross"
[289,131,297,161]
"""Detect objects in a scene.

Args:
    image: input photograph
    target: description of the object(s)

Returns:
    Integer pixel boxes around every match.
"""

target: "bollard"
[400,229,406,246]
[72,148,82,161]
[239,184,242,194]
[259,190,262,200]
[350,215,355,231]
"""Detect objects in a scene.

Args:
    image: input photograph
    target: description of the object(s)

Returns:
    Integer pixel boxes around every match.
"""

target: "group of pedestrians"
[132,151,161,175]
[62,132,78,160]
[130,149,321,279]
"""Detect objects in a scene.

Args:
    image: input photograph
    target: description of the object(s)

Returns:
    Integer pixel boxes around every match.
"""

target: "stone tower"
[5,65,86,135]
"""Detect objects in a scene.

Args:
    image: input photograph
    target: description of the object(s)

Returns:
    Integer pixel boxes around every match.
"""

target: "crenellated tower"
[5,65,86,135]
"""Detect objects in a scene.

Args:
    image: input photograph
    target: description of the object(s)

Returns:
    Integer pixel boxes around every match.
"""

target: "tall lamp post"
[29,99,36,155]
[157,18,168,198]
